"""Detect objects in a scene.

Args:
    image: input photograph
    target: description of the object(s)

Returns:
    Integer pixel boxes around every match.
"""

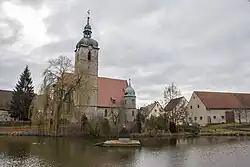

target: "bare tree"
[31,56,86,136]
[164,102,187,125]
[163,82,181,106]
[234,109,249,124]
[108,102,127,137]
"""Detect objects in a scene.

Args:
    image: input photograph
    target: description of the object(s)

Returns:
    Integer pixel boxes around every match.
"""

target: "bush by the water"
[179,123,200,133]
[144,115,168,132]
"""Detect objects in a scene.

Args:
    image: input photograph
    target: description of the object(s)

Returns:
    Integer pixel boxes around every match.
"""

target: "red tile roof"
[54,72,128,108]
[98,77,128,108]
[195,91,250,109]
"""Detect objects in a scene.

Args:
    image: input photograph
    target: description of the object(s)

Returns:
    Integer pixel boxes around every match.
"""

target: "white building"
[187,91,250,126]
[141,101,164,119]
[0,90,13,121]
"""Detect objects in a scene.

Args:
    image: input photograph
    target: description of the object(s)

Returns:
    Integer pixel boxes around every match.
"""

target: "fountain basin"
[95,139,141,147]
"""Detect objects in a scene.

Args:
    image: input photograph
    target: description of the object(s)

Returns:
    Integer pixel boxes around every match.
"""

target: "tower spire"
[87,10,90,24]
[83,10,92,38]
[129,79,131,86]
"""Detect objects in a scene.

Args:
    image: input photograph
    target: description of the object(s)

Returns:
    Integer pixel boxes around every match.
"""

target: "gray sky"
[1,0,250,107]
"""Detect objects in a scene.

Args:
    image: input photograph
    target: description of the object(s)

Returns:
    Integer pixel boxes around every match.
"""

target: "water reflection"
[0,136,249,167]
[7,141,30,158]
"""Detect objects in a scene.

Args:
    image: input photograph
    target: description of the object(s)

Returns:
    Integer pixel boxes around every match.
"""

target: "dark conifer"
[10,65,35,120]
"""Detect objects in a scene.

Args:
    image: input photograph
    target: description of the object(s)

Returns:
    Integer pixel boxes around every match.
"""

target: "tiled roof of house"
[140,102,156,116]
[195,91,250,109]
[140,101,163,117]
[98,77,128,108]
[0,90,13,111]
[164,96,184,111]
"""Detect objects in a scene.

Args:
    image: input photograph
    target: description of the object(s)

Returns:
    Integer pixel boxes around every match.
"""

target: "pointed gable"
[98,77,128,108]
[164,97,184,111]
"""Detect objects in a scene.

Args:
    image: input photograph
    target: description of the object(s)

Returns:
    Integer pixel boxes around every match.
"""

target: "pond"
[0,136,249,167]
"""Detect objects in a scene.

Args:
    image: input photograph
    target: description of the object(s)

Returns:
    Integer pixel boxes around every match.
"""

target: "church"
[67,14,137,123]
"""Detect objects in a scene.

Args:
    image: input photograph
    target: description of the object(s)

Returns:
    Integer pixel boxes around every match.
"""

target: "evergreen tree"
[10,65,35,120]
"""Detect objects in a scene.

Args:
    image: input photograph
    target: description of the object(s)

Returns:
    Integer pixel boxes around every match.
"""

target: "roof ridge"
[171,96,183,100]
[0,89,13,93]
[194,90,250,95]
[98,76,127,81]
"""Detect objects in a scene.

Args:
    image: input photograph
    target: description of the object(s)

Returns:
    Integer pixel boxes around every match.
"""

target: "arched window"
[88,51,91,61]
[104,109,107,117]
[132,110,134,116]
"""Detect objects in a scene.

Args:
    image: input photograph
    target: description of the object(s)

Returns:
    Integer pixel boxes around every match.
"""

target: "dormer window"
[88,51,91,61]
[110,97,116,104]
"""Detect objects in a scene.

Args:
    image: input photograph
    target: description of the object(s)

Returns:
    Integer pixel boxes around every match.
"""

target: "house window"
[193,97,195,99]
[88,51,91,61]
[213,116,216,119]
[104,109,107,117]
[221,116,225,119]
[194,117,197,121]
[197,105,199,108]
[132,110,134,116]
[190,106,192,109]
[200,116,202,120]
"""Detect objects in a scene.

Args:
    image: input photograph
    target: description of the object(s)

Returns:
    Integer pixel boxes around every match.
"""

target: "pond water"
[0,136,249,167]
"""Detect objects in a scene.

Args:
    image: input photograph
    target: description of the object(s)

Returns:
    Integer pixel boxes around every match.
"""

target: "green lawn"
[201,123,242,132]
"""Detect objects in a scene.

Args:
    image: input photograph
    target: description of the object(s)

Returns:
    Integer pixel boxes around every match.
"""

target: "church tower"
[124,79,137,122]
[74,12,99,120]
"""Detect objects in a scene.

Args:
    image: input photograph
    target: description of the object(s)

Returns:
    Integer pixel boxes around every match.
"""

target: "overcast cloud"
[1,0,250,107]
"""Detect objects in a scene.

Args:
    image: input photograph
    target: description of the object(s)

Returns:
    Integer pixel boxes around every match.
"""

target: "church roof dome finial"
[124,78,136,97]
[83,10,92,38]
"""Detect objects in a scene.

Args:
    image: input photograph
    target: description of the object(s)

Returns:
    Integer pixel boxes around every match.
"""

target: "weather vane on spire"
[86,10,90,24]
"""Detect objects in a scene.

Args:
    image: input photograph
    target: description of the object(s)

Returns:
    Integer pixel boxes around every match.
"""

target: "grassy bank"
[2,123,250,138]
[200,123,250,133]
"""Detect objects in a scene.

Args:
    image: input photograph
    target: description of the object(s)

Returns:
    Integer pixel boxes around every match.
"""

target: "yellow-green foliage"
[202,123,241,132]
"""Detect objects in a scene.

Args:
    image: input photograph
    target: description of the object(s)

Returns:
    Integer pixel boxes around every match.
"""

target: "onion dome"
[124,79,136,97]
[75,11,99,50]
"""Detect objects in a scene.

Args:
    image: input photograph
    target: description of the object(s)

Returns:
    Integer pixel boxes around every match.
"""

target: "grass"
[201,123,242,132]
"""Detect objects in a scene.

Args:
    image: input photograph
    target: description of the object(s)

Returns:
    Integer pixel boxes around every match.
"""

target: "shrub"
[179,123,200,133]
[100,118,110,137]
